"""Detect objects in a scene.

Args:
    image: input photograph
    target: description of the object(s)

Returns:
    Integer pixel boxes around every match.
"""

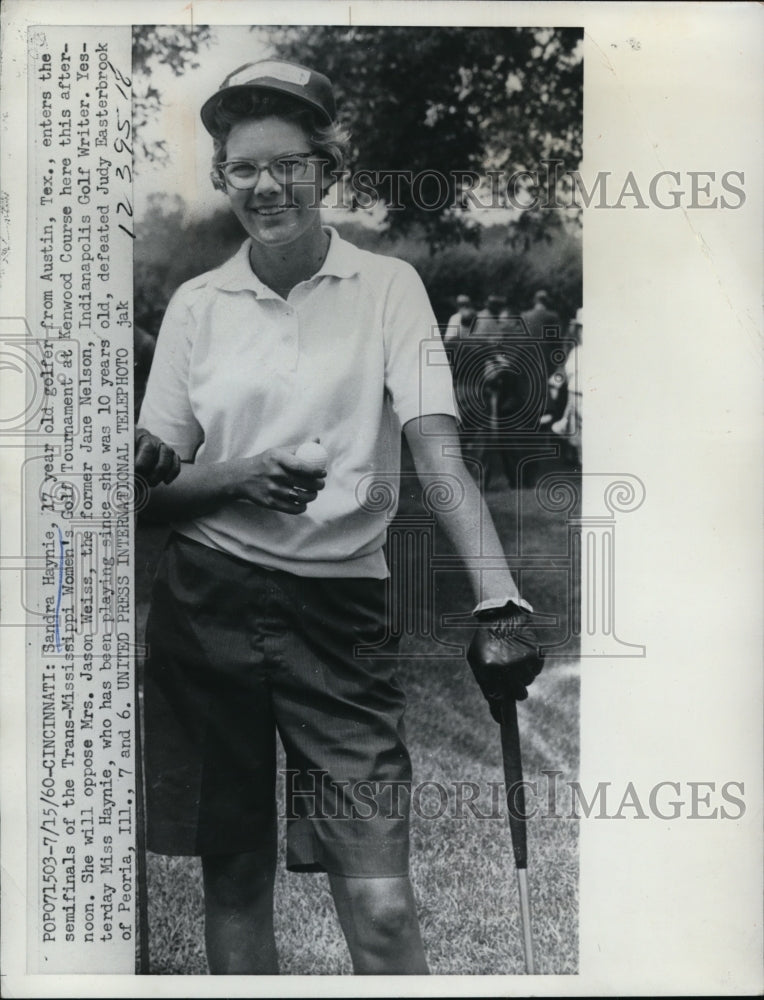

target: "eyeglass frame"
[212,151,325,191]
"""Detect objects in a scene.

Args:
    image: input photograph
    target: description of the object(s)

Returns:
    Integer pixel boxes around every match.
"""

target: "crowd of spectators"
[442,290,582,486]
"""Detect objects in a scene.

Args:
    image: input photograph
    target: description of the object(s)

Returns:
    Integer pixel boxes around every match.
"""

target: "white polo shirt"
[139,228,457,577]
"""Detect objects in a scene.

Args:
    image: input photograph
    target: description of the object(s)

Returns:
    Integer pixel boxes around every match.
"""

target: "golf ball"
[295,441,329,470]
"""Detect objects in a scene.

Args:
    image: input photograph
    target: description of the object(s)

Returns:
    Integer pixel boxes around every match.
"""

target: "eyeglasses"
[214,153,317,190]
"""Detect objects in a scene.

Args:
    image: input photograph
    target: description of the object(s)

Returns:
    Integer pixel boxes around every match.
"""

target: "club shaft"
[516,867,535,974]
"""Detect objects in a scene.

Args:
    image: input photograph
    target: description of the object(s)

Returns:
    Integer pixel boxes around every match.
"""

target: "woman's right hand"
[227,448,327,515]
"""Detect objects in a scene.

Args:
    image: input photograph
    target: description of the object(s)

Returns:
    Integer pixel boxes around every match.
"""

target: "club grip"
[500,700,528,870]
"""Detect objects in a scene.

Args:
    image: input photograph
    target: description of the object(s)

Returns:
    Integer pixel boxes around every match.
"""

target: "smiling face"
[223,116,325,250]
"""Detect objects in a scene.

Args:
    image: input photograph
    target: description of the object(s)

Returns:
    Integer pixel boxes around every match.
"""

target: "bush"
[135,199,582,335]
[334,220,582,325]
[134,195,242,336]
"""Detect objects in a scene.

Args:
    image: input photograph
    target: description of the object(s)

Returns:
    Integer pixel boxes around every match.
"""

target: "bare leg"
[202,850,278,974]
[329,874,429,975]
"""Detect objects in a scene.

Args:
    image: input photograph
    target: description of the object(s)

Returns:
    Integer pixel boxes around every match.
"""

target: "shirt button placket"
[282,302,299,372]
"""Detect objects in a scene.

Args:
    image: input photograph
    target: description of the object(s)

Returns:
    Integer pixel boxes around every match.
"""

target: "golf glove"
[467,603,545,720]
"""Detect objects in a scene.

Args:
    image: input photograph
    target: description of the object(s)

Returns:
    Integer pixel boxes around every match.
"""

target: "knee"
[341,879,417,944]
[365,891,415,943]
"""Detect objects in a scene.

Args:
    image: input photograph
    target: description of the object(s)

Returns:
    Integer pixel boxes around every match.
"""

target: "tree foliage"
[134,194,580,338]
[271,26,582,247]
[132,25,214,162]
[131,25,582,248]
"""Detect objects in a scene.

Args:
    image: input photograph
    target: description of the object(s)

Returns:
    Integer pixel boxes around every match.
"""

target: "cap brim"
[200,81,334,135]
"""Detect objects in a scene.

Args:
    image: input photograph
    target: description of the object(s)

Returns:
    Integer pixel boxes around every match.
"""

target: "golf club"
[500,699,535,975]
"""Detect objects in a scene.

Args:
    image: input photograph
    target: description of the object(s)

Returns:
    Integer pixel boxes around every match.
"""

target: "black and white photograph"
[132,22,582,976]
[0,2,761,996]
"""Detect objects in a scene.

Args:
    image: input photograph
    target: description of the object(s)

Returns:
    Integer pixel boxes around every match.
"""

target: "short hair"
[208,92,351,193]
[534,289,549,305]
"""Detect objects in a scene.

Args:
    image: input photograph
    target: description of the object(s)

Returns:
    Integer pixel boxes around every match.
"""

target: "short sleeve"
[382,262,457,427]
[137,288,203,461]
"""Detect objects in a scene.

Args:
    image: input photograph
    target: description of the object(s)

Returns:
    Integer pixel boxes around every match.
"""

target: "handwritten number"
[107,60,131,88]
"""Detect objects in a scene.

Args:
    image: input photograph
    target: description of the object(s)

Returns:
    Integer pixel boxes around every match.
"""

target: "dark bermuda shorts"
[143,532,411,877]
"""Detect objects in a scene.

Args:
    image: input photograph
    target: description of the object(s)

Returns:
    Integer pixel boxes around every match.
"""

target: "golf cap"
[456,294,472,305]
[201,59,337,135]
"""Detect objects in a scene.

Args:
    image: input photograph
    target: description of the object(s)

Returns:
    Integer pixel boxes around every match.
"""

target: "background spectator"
[551,306,583,468]
[521,289,562,377]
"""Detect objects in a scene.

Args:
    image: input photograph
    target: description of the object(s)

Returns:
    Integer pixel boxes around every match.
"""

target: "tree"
[132,25,214,163]
[272,26,582,247]
[130,25,582,249]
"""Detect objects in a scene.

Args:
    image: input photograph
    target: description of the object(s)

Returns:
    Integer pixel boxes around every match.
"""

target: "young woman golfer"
[139,59,544,975]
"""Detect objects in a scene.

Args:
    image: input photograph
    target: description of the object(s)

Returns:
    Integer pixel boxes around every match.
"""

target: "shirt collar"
[313,226,361,280]
[212,226,360,295]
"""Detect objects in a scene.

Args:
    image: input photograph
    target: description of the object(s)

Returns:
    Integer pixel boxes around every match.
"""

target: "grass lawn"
[136,445,580,976]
